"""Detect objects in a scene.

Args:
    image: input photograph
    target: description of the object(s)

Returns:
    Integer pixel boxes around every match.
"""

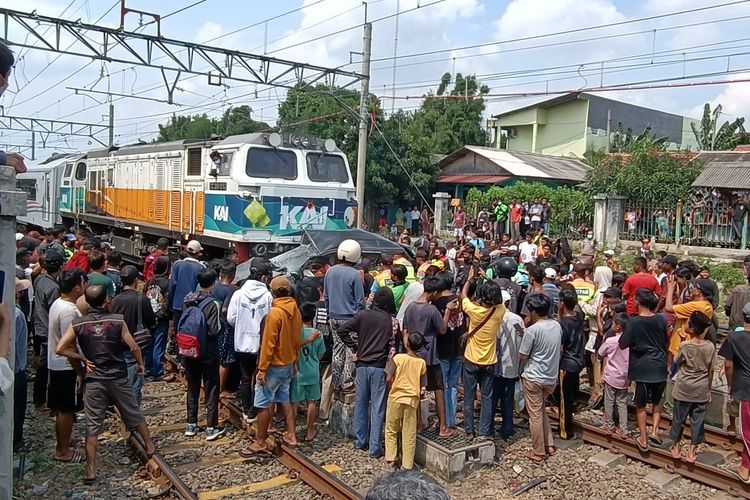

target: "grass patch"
[27,450,55,474]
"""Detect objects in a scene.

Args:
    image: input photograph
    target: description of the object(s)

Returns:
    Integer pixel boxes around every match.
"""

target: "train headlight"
[301,136,310,147]
[324,139,336,152]
[290,135,301,147]
[268,132,282,147]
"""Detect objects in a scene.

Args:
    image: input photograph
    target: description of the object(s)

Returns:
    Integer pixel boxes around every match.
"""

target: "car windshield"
[270,244,315,274]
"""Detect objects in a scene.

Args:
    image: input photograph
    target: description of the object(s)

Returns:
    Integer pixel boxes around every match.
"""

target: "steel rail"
[165,355,361,499]
[219,396,362,500]
[577,389,743,454]
[573,419,750,499]
[128,432,199,500]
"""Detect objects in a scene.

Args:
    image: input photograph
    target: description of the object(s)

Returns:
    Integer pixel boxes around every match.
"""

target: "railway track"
[119,356,361,500]
[542,405,750,498]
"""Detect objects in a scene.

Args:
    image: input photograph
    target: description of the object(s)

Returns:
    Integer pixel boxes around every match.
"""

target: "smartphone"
[513,323,525,337]
[0,270,5,303]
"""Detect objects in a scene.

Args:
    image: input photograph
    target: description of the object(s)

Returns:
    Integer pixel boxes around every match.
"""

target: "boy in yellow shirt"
[384,333,426,470]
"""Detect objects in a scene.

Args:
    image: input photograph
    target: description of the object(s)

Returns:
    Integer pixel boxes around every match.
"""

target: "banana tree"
[691,103,747,150]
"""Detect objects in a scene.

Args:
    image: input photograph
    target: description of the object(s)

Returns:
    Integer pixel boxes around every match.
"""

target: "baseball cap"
[661,255,678,267]
[269,276,291,293]
[501,290,512,305]
[15,232,23,241]
[15,277,31,294]
[603,250,615,257]
[693,279,714,298]
[65,233,76,241]
[42,249,65,266]
[186,240,203,254]
[27,230,42,240]
[743,302,750,318]
[544,267,557,279]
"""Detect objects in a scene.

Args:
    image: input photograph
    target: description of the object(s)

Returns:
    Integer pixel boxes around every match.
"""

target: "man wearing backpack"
[178,268,226,441]
[239,276,301,457]
[169,240,205,331]
[228,258,273,422]
[144,256,171,381]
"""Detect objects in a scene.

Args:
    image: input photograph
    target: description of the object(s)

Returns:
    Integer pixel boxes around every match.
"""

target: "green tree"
[691,103,747,150]
[584,143,701,205]
[406,72,489,154]
[156,105,268,142]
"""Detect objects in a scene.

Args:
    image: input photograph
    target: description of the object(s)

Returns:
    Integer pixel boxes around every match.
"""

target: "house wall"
[536,100,588,156]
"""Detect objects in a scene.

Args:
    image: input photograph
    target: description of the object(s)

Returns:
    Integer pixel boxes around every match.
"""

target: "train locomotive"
[17,132,358,261]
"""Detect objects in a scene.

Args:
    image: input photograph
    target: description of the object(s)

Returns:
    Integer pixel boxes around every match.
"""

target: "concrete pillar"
[531,122,538,153]
[593,194,607,247]
[605,195,625,251]
[0,165,26,499]
[432,192,451,234]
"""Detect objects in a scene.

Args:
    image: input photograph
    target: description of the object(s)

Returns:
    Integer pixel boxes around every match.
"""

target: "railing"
[620,202,677,244]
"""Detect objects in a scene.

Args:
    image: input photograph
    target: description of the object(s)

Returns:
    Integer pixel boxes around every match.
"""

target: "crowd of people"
[4,219,750,486]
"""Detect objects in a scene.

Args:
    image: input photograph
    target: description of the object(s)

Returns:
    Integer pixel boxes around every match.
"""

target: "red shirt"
[143,250,164,281]
[622,272,661,315]
[65,251,90,273]
[454,211,466,229]
[510,204,523,223]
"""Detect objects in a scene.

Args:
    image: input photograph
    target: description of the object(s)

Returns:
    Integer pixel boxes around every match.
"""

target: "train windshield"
[246,148,297,179]
[306,153,349,183]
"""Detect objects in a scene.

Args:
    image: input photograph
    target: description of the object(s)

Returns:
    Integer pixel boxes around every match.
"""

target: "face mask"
[587,234,593,240]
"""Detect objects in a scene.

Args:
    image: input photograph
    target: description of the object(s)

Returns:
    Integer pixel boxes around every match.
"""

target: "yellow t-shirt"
[669,300,713,355]
[462,298,505,365]
[386,353,426,408]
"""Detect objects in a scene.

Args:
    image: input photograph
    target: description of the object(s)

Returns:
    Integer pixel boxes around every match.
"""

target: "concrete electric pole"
[0,165,26,499]
[355,22,372,229]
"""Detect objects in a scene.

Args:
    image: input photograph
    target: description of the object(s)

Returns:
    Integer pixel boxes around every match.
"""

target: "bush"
[463,181,592,236]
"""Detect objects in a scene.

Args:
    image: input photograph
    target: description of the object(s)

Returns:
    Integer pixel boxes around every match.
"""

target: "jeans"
[125,353,144,406]
[462,360,494,437]
[149,320,169,379]
[186,359,220,427]
[439,358,462,428]
[14,370,27,449]
[492,376,517,437]
[354,366,387,456]
[670,399,707,445]
[236,351,258,412]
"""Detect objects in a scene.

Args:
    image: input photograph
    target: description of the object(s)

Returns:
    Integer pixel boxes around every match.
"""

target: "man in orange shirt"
[239,276,302,456]
[664,275,713,367]
[510,198,523,242]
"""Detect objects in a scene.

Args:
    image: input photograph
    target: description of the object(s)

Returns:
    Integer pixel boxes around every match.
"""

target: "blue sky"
[5,0,750,158]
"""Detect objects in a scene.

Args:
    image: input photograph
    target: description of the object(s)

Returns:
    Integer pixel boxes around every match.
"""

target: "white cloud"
[196,21,223,43]
[687,74,750,120]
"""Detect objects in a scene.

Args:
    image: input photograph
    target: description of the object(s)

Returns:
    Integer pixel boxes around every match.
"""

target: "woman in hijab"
[555,237,573,273]
[335,287,399,457]
[578,265,613,409]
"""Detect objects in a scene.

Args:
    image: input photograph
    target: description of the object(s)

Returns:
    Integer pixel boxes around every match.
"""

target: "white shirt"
[519,241,537,264]
[411,210,420,220]
[47,298,81,371]
[447,248,457,261]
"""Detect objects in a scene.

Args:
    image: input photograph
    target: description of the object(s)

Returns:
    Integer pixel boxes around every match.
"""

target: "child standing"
[670,311,714,463]
[291,303,326,442]
[597,313,630,439]
[384,333,426,470]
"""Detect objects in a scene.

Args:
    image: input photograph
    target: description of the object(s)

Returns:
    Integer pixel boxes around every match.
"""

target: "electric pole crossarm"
[1,8,364,89]
[0,115,110,142]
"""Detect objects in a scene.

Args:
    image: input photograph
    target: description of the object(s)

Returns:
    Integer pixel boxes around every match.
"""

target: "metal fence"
[619,195,749,249]
[620,202,677,244]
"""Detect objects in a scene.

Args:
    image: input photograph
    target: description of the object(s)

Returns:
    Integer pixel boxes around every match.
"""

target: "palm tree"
[691,103,747,150]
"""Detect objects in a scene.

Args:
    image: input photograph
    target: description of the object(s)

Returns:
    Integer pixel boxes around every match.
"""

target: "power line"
[363,0,750,65]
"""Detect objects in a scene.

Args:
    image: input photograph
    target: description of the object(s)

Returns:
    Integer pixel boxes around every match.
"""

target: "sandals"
[524,449,545,463]
[635,437,650,453]
[83,476,96,485]
[280,436,299,448]
[55,450,83,463]
[546,446,557,456]
[304,430,319,443]
[238,446,272,458]
[648,435,663,446]
[669,446,681,460]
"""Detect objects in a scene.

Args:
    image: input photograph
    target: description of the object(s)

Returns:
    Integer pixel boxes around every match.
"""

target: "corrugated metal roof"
[437,174,510,184]
[439,145,589,183]
[692,151,750,189]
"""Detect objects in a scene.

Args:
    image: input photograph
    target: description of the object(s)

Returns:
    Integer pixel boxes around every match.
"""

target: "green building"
[487,92,699,158]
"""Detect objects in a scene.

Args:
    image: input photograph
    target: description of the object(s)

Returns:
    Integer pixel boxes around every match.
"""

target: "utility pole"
[605,108,611,153]
[355,22,372,229]
[0,165,25,499]
[31,121,35,160]
[390,0,400,113]
[109,100,115,147]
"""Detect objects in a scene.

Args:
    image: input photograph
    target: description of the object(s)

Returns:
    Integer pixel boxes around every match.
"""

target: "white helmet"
[337,239,361,264]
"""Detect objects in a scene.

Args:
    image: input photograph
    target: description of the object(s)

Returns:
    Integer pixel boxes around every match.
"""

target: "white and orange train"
[17,132,358,260]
